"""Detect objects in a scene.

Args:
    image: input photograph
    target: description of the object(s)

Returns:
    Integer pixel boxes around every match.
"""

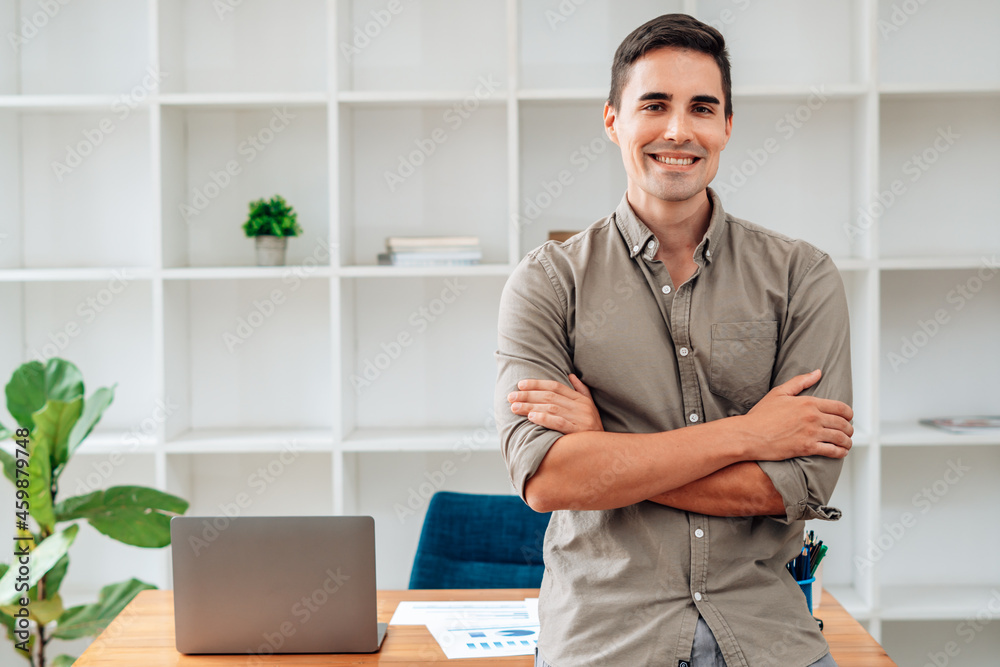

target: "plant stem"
[36,623,45,667]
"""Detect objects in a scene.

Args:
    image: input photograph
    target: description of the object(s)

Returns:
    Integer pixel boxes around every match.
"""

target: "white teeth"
[653,155,695,165]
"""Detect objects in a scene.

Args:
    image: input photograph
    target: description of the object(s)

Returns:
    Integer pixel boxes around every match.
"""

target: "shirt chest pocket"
[709,321,779,409]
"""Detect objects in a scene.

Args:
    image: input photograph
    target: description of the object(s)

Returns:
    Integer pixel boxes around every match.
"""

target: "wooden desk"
[74,588,895,666]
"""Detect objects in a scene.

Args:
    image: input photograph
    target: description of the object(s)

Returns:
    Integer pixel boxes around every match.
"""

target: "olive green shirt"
[494,187,852,666]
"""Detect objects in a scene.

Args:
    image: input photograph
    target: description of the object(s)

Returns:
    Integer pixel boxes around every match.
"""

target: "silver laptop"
[170,516,387,655]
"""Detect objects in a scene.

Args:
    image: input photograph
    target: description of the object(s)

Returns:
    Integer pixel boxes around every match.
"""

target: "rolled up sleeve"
[757,251,852,523]
[494,252,575,502]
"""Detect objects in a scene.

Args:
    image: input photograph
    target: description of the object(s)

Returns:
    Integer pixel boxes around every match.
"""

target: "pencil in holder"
[796,576,816,613]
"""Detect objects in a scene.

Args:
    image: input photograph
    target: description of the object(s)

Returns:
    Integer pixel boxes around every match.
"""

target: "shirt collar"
[614,187,727,265]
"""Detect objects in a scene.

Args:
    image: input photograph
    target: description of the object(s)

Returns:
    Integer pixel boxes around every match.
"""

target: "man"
[494,13,853,667]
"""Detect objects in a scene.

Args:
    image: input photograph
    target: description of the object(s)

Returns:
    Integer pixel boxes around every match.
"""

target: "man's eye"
[694,105,712,114]
[644,103,664,111]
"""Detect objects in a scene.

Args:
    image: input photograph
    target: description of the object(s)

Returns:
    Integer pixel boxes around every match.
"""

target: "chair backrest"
[408,491,552,589]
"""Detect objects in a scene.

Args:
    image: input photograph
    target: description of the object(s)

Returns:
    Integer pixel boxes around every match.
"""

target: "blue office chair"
[408,491,552,589]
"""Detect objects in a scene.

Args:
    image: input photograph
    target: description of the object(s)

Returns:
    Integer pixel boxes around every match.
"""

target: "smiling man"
[494,13,853,667]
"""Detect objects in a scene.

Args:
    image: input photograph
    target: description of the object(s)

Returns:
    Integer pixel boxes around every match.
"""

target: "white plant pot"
[255,236,287,266]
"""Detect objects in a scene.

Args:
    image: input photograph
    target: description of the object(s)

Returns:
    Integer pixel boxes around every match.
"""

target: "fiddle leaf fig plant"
[0,358,189,667]
[241,194,302,237]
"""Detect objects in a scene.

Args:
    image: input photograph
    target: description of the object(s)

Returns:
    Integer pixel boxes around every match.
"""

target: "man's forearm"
[647,461,785,517]
[524,416,754,513]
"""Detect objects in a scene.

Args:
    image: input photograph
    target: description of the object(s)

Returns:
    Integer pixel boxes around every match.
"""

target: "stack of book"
[378,236,482,267]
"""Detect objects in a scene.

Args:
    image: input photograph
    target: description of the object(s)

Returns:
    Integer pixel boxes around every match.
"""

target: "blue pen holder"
[797,576,816,613]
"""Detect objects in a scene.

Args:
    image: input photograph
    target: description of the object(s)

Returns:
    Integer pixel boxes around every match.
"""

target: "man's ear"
[722,112,733,150]
[603,102,619,146]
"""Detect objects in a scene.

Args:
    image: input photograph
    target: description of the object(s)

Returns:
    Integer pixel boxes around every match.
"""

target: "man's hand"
[742,369,854,461]
[507,374,604,434]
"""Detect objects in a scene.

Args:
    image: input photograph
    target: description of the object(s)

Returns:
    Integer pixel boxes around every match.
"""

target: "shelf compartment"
[877,0,1000,88]
[712,97,862,260]
[338,264,513,278]
[163,277,333,440]
[337,0,507,93]
[164,451,335,519]
[13,280,156,432]
[697,0,861,87]
[348,450,516,588]
[878,98,1000,258]
[518,0,683,91]
[1,108,153,269]
[2,0,149,95]
[339,103,508,266]
[160,105,330,269]
[878,446,1000,589]
[880,270,1000,424]
[158,0,327,94]
[517,100,626,258]
[341,276,504,434]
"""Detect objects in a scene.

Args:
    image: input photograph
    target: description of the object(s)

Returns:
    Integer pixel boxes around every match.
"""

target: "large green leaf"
[5,359,85,432]
[0,524,79,604]
[55,486,188,548]
[42,553,70,597]
[53,578,155,640]
[26,424,55,532]
[65,385,116,461]
[33,398,83,485]
[51,656,77,667]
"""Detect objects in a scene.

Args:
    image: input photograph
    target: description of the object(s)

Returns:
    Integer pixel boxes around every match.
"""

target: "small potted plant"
[242,195,302,266]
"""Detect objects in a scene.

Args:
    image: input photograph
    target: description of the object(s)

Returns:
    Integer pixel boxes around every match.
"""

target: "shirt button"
[694,529,704,538]
[632,245,639,253]
[706,249,712,258]
[689,413,699,423]
[661,285,671,294]
[679,347,689,357]
[647,240,655,250]
[694,592,702,601]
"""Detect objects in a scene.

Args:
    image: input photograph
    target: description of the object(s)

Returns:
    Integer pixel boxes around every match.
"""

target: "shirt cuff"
[757,459,842,524]
[505,426,564,504]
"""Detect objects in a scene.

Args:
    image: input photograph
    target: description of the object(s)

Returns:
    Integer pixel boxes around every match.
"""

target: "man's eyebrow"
[636,92,722,106]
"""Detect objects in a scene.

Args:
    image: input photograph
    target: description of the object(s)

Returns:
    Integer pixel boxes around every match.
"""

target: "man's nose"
[663,111,694,145]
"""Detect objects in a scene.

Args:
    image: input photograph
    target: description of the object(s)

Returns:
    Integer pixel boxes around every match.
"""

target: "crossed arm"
[507,370,853,517]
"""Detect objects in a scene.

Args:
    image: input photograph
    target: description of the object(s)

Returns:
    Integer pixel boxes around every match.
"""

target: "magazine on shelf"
[918,416,1000,435]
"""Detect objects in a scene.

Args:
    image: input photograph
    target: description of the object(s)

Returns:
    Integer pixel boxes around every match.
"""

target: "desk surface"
[75,588,895,666]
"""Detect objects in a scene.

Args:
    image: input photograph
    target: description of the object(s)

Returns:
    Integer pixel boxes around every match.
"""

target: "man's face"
[604,47,732,206]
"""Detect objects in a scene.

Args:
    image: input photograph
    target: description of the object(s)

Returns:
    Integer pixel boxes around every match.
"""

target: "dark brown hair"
[608,13,732,119]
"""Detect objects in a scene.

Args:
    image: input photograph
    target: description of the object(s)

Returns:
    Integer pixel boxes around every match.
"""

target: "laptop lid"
[170,515,386,655]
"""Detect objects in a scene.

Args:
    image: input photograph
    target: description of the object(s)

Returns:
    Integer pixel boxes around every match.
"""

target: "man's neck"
[626,186,713,259]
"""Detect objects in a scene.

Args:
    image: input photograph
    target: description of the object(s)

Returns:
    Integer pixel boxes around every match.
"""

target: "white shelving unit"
[0,0,998,663]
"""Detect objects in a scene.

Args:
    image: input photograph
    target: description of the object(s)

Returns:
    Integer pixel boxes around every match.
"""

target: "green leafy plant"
[0,358,189,667]
[241,194,302,237]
